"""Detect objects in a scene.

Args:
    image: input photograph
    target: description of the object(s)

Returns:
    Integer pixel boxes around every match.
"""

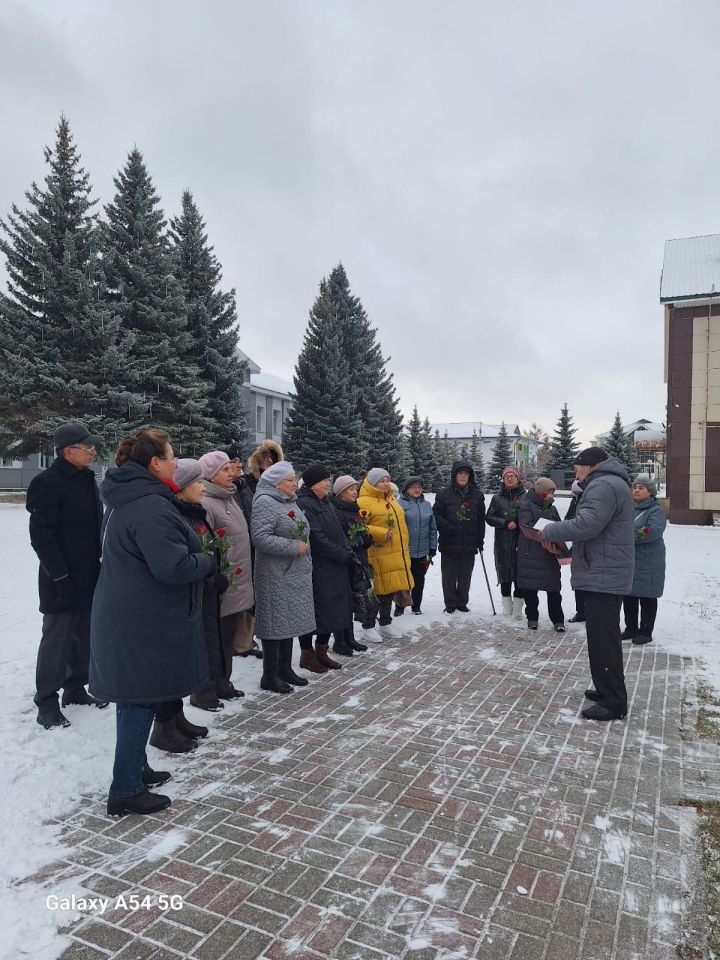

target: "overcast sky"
[2,0,720,444]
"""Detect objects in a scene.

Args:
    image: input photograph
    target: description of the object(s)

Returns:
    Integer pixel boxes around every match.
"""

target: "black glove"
[428,550,437,558]
[214,573,230,594]
[54,576,76,605]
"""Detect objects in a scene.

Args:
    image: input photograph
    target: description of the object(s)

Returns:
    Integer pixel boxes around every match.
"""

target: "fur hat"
[301,463,331,488]
[174,459,204,491]
[262,461,296,486]
[574,446,608,467]
[367,467,390,486]
[199,450,230,481]
[633,475,657,497]
[333,475,359,496]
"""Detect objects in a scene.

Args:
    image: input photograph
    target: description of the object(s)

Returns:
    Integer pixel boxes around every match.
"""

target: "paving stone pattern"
[27,618,710,959]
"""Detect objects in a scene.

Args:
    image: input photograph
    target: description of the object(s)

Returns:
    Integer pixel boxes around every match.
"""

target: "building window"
[0,458,23,468]
[272,409,282,436]
[256,404,266,434]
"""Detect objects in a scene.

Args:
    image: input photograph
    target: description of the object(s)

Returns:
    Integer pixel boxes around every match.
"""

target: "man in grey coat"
[541,447,634,722]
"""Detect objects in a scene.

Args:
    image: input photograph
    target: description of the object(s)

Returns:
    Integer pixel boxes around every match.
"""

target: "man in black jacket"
[26,422,108,729]
[432,461,486,613]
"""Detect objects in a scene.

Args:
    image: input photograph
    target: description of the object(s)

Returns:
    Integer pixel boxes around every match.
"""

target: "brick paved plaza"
[29,617,717,960]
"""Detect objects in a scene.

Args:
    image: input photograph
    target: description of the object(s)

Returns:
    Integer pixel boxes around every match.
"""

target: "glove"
[428,550,437,558]
[214,573,230,594]
[54,576,76,605]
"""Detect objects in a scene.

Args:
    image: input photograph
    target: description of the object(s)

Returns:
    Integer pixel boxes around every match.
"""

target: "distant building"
[661,234,720,524]
[237,351,293,449]
[431,422,539,471]
[594,419,667,484]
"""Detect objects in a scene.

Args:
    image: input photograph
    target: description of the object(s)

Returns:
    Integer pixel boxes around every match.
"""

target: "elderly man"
[27,421,109,729]
[540,447,634,722]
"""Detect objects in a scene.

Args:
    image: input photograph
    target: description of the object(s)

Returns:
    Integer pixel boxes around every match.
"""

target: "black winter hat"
[53,421,102,451]
[302,462,331,488]
[403,475,424,493]
[574,446,609,466]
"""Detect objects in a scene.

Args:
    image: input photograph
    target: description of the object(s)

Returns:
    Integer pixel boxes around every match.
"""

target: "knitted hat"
[403,475,424,493]
[633,475,657,497]
[199,450,230,481]
[534,477,556,494]
[262,460,295,485]
[175,458,204,491]
[333,475,359,496]
[367,467,390,486]
[574,446,608,467]
[302,463,331,488]
[221,446,243,461]
[502,466,521,482]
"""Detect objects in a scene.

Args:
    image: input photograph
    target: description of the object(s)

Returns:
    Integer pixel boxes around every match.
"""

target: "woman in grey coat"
[622,476,666,645]
[250,461,316,693]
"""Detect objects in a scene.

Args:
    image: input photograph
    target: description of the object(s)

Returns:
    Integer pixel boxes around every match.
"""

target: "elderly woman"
[90,430,215,816]
[357,467,414,639]
[199,451,254,699]
[622,476,666,645]
[330,475,374,651]
[517,477,565,632]
[297,463,358,668]
[251,461,316,693]
[397,476,437,616]
[486,466,525,619]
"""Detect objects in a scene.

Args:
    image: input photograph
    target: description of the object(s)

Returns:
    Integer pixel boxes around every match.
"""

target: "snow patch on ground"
[266,746,291,764]
[603,830,631,865]
[145,828,188,862]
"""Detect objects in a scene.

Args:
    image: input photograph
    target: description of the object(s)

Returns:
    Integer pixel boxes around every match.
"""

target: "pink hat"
[199,450,230,481]
[502,465,521,481]
[333,475,359,496]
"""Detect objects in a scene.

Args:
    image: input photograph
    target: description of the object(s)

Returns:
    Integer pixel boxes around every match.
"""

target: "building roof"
[660,234,720,302]
[431,422,524,440]
[250,371,293,397]
[596,419,665,439]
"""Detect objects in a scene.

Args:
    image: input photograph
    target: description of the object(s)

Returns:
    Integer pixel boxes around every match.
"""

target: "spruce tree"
[487,422,514,490]
[405,406,423,476]
[170,191,248,448]
[432,430,449,489]
[0,117,135,456]
[103,149,210,453]
[624,432,640,478]
[284,280,366,475]
[604,412,639,478]
[421,417,439,488]
[547,403,580,482]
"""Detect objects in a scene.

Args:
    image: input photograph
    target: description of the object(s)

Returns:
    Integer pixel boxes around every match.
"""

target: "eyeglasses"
[157,456,178,463]
[68,445,96,452]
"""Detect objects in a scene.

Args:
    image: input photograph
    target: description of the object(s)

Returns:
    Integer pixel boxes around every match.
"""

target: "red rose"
[463,500,470,508]
[360,509,368,517]
[235,567,242,575]
[195,523,207,534]
[643,526,650,534]
[288,511,296,519]
[216,527,226,537]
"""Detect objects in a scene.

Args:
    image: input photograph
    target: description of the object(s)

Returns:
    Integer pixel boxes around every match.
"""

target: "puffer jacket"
[250,478,316,639]
[357,477,414,596]
[486,483,525,584]
[630,497,666,598]
[398,489,437,558]
[517,490,562,593]
[541,457,635,595]
[246,440,284,495]
[201,481,254,616]
[432,461,486,555]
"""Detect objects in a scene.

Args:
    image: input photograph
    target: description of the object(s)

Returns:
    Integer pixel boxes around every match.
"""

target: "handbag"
[393,589,412,608]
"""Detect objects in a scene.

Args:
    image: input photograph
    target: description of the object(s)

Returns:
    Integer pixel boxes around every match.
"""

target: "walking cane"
[480,552,497,615]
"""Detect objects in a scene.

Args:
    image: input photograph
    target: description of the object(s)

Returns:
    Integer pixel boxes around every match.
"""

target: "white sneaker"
[379,622,404,639]
[360,627,383,644]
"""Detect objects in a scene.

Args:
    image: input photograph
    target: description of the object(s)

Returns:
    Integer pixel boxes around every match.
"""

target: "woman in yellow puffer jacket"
[357,469,414,634]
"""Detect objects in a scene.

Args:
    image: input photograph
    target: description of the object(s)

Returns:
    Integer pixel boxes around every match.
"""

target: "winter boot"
[332,633,354,657]
[501,597,513,617]
[142,764,171,787]
[568,613,585,623]
[632,634,653,645]
[315,644,342,670]
[261,640,293,693]
[512,597,524,620]
[279,639,309,686]
[299,647,328,673]
[553,623,566,633]
[348,633,368,652]
[107,789,171,817]
[393,605,405,617]
[360,626,383,644]
[190,679,224,712]
[61,688,109,708]
[149,718,197,754]
[216,678,244,700]
[621,628,636,641]
[175,706,208,739]
[527,621,539,631]
[36,702,71,730]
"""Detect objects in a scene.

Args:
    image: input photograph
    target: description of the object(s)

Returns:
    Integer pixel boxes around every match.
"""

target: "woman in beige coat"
[199,451,254,700]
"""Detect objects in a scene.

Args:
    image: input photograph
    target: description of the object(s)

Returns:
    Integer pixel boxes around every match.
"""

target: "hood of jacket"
[100,461,174,509]
[253,474,296,504]
[399,491,426,506]
[451,460,476,489]
[635,496,658,512]
[359,476,389,502]
[582,456,631,490]
[248,440,284,480]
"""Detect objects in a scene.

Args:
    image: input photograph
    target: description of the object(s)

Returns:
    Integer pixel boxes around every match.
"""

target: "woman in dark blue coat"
[485,466,525,618]
[517,478,565,631]
[89,429,215,817]
[622,476,666,645]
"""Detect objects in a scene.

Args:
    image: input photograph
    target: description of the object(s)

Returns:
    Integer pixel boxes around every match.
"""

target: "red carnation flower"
[216,527,226,537]
[288,510,296,519]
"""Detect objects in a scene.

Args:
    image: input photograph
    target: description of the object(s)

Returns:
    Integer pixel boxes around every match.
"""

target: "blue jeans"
[109,703,158,797]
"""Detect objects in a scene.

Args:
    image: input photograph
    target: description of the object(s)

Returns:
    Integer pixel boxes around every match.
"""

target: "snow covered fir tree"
[487,422,513,490]
[603,411,639,479]
[547,403,580,484]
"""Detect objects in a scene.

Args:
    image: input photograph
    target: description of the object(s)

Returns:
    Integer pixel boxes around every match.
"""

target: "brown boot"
[315,644,342,670]
[149,719,197,754]
[299,647,328,674]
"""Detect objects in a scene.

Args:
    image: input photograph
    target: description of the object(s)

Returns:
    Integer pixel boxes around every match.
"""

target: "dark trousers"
[623,596,658,636]
[410,557,428,610]
[110,703,158,797]
[376,594,394,626]
[523,590,564,625]
[441,553,475,610]
[500,581,521,598]
[574,589,586,617]
[34,608,91,708]
[299,631,330,650]
[585,592,627,712]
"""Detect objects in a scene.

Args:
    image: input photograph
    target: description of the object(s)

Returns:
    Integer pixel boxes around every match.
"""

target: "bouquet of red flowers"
[634,525,652,542]
[287,510,309,543]
[195,523,242,584]
[347,509,370,547]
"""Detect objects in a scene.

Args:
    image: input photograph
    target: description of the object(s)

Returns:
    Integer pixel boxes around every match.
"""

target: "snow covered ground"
[0,497,717,958]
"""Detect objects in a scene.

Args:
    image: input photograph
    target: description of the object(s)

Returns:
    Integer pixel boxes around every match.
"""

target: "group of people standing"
[25,420,666,817]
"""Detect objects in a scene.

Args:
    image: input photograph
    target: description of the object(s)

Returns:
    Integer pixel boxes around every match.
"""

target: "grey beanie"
[262,460,296,486]
[175,458,204,491]
[367,467,390,487]
[633,475,657,497]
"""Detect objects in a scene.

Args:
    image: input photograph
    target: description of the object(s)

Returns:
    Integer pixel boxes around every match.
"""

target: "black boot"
[143,764,171,787]
[278,638,308,686]
[149,718,197,753]
[36,701,70,730]
[107,789,171,817]
[190,679,224,712]
[348,634,368,652]
[61,688,110,708]
[568,614,585,623]
[621,628,636,641]
[175,706,208,739]
[393,605,405,617]
[332,633,354,657]
[261,640,293,694]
